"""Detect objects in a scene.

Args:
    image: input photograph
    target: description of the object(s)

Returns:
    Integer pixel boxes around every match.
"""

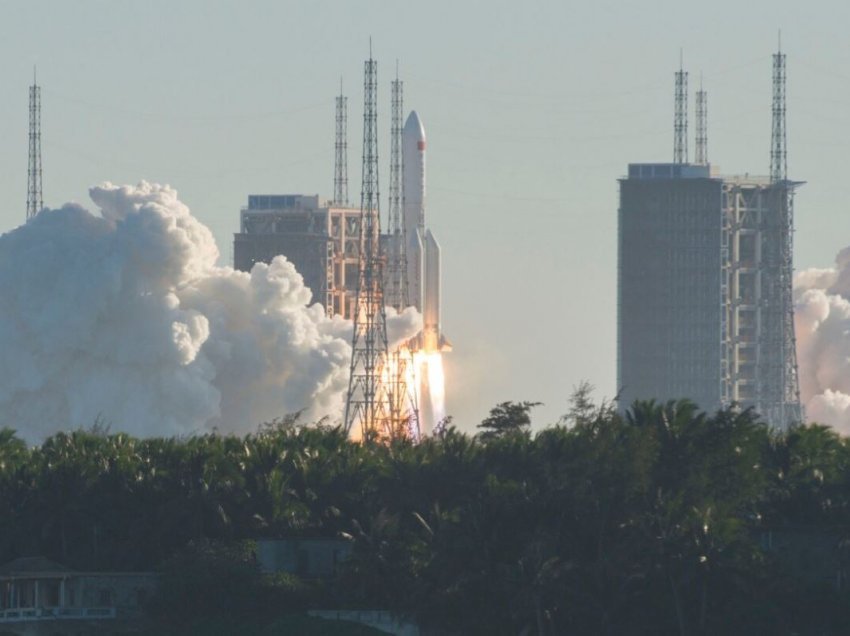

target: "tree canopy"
[0,398,849,634]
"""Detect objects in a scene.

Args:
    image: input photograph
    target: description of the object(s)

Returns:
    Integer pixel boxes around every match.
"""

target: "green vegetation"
[1,396,850,634]
[140,614,386,636]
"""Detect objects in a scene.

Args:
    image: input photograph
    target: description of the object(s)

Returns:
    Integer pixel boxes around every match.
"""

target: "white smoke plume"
[0,182,420,441]
[795,246,850,434]
[386,306,422,351]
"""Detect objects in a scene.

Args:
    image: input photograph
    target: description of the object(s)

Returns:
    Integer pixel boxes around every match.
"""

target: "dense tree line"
[1,396,850,634]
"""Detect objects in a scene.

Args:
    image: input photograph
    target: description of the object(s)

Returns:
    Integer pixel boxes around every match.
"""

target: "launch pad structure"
[617,45,801,429]
[234,48,449,440]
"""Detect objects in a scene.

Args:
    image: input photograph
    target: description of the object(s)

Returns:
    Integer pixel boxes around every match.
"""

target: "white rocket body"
[402,111,450,353]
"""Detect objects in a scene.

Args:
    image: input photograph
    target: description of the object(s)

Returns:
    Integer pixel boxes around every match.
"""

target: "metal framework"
[770,44,802,425]
[695,80,707,166]
[344,52,393,438]
[673,55,688,164]
[334,80,348,206]
[720,177,800,428]
[26,68,42,221]
[716,46,801,428]
[386,66,409,311]
[722,181,771,414]
[385,65,419,439]
[770,49,787,183]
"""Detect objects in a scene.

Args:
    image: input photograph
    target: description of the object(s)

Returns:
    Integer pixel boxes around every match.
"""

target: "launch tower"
[617,50,802,429]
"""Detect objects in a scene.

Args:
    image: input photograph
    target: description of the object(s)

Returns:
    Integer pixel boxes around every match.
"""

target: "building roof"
[626,163,714,180]
[0,556,71,576]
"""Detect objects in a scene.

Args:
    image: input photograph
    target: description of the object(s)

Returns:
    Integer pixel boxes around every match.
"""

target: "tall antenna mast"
[673,51,688,164]
[334,78,348,206]
[386,62,409,310]
[385,62,418,439]
[26,67,43,220]
[695,75,707,165]
[770,35,787,183]
[344,45,393,439]
[771,36,802,426]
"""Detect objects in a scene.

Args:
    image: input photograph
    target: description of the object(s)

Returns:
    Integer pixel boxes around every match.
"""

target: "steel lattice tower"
[385,64,419,439]
[334,79,348,206]
[695,78,707,165]
[26,68,43,221]
[770,48,787,183]
[769,42,802,425]
[673,54,688,164]
[344,51,392,438]
[386,65,409,310]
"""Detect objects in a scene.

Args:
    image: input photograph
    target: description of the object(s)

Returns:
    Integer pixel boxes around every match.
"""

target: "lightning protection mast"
[695,77,707,165]
[387,64,409,310]
[386,63,418,440]
[334,79,348,206]
[770,38,802,427]
[27,67,43,221]
[344,47,392,439]
[673,52,688,164]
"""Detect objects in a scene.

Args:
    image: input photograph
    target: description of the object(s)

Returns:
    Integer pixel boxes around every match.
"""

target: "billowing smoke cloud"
[795,246,850,434]
[0,182,421,441]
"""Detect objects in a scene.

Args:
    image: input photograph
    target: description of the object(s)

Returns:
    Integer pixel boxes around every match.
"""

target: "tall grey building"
[617,163,801,428]
[233,194,361,319]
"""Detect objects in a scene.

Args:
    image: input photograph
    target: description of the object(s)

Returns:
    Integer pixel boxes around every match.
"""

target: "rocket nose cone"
[404,110,426,141]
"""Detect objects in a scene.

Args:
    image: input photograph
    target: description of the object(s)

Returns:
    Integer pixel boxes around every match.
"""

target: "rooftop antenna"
[344,45,393,439]
[695,73,708,165]
[26,66,43,220]
[334,77,348,206]
[674,49,688,164]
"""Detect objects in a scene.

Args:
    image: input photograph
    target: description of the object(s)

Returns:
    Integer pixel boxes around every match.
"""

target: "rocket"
[402,111,451,353]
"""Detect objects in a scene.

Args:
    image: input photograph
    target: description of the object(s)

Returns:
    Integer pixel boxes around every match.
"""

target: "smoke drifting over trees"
[0,182,419,441]
[795,247,850,433]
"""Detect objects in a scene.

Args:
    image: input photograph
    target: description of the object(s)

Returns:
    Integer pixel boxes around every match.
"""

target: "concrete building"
[617,163,801,427]
[255,538,351,581]
[0,557,156,635]
[233,194,362,319]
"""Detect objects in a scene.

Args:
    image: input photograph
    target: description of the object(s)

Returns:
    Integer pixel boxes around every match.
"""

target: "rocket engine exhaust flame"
[382,343,421,441]
[373,342,445,441]
[417,351,446,431]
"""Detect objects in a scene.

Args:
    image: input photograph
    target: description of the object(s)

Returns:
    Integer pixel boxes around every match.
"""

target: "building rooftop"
[243,194,360,214]
[0,557,70,576]
[246,194,320,211]
[626,163,715,180]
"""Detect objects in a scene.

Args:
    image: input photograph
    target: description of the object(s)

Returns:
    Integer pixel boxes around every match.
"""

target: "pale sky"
[0,0,848,431]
